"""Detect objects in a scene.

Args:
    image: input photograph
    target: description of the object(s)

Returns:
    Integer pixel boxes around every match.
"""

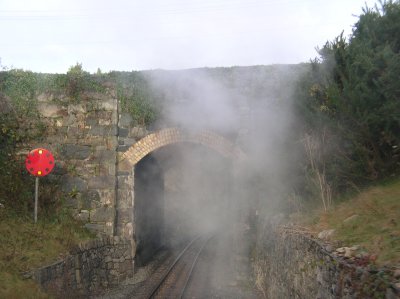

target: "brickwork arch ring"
[122,128,246,167]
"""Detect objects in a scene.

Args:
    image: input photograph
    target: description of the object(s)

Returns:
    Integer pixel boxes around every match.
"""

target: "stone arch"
[122,128,245,166]
[116,128,245,249]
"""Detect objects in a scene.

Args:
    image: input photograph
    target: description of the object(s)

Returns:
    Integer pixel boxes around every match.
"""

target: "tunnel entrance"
[122,129,245,269]
[134,154,164,267]
[132,142,234,268]
[153,143,233,249]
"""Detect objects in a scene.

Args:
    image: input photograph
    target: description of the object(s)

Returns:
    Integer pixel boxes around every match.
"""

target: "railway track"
[145,234,213,299]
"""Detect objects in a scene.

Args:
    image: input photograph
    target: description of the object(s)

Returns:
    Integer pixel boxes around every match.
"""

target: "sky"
[0,0,378,73]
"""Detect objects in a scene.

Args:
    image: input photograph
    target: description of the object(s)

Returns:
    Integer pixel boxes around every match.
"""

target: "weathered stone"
[123,223,133,239]
[129,126,147,138]
[118,127,129,138]
[99,98,116,110]
[117,171,131,176]
[394,282,400,291]
[393,269,400,279]
[117,157,133,173]
[99,119,112,126]
[61,144,91,160]
[117,145,130,152]
[108,163,116,176]
[65,132,85,143]
[84,223,105,233]
[119,113,133,127]
[85,117,98,126]
[38,103,66,118]
[122,137,137,146]
[68,103,86,114]
[94,149,115,162]
[62,176,88,192]
[116,209,131,223]
[344,247,354,258]
[88,176,115,189]
[318,229,335,240]
[97,190,115,206]
[336,247,346,254]
[90,207,115,222]
[52,163,67,175]
[116,190,133,208]
[117,176,132,190]
[77,210,89,222]
[110,125,119,136]
[83,189,100,202]
[89,125,107,136]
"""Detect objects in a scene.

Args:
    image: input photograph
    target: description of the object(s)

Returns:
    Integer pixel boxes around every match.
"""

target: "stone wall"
[27,237,133,297]
[115,112,148,240]
[258,228,399,299]
[32,91,119,236]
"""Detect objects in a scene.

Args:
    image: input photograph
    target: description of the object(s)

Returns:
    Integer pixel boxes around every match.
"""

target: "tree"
[297,0,400,197]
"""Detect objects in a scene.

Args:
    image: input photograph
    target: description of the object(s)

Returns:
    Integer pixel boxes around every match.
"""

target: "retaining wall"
[27,237,133,297]
[259,229,399,299]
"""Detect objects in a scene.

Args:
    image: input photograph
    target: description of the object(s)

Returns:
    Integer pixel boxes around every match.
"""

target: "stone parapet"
[25,237,133,297]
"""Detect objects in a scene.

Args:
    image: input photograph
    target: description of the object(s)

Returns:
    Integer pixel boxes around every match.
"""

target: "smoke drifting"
[145,65,306,225]
[133,64,308,293]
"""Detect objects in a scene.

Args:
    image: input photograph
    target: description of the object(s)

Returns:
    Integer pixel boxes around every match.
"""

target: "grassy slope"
[306,178,400,266]
[0,214,95,298]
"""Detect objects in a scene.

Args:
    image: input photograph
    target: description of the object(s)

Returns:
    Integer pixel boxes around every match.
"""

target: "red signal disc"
[25,148,55,177]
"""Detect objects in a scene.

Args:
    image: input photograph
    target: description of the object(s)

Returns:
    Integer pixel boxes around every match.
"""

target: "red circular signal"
[25,148,55,177]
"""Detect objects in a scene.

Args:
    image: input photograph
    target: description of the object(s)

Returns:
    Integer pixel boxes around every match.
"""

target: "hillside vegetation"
[294,0,400,210]
[304,178,400,266]
[290,0,400,264]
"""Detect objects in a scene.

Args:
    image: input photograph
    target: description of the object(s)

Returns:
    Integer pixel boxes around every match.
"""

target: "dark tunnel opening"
[133,143,235,268]
[134,154,164,267]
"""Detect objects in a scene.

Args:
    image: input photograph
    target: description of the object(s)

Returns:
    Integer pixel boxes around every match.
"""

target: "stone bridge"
[25,92,249,289]
[116,128,245,241]
[34,92,247,248]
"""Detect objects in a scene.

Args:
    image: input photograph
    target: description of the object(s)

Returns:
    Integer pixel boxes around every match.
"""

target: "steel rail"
[146,235,201,298]
[177,234,214,299]
[146,234,213,299]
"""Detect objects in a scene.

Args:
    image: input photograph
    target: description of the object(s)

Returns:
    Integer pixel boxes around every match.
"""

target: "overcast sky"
[0,0,377,73]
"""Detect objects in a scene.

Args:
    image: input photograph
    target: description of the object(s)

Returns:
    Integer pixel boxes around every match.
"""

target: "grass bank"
[0,212,95,298]
[305,178,400,266]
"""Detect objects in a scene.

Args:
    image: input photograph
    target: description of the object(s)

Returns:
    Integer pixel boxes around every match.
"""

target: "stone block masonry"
[29,91,248,294]
[35,92,120,236]
[34,93,246,239]
[116,127,246,240]
[259,228,399,298]
[26,237,133,297]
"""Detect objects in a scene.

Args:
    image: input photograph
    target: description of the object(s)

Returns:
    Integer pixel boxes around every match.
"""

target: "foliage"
[0,69,38,117]
[0,71,46,215]
[296,0,400,199]
[63,63,104,101]
[114,71,160,126]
